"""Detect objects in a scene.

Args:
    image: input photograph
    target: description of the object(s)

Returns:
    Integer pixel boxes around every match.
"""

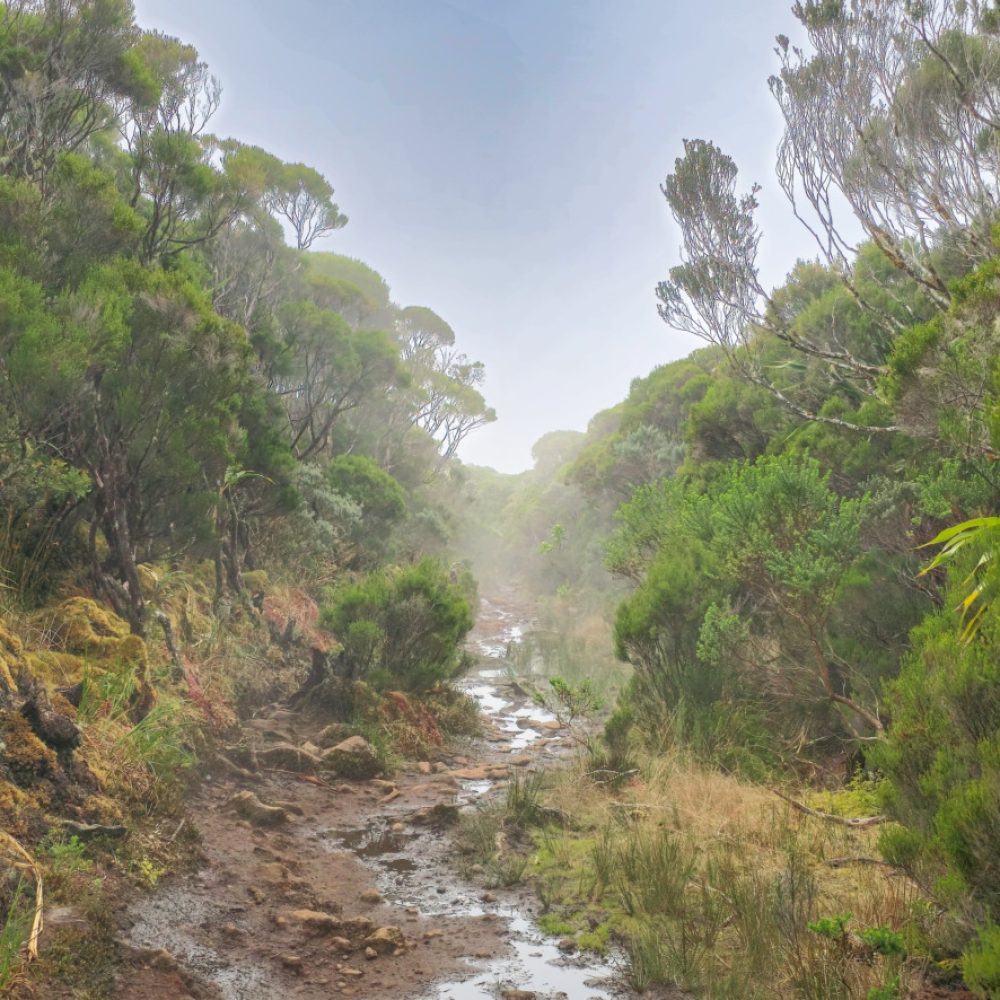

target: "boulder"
[321,736,381,779]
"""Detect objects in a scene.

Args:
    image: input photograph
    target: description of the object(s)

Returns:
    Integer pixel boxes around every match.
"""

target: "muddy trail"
[111,596,631,1000]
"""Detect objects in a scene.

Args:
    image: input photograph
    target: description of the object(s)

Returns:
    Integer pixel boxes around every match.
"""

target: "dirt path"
[111,597,628,1000]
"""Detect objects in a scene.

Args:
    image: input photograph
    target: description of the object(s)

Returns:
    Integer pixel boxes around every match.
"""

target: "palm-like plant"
[919,517,1000,640]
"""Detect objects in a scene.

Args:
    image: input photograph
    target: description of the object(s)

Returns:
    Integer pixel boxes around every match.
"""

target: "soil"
[101,595,634,1000]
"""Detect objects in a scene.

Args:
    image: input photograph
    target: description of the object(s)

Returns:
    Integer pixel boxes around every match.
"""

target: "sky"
[132,0,814,473]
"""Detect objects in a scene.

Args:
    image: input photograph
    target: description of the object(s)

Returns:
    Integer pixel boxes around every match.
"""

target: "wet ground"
[109,595,632,1000]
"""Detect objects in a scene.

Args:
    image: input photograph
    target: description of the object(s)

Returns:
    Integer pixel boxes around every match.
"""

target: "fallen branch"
[0,832,43,960]
[772,789,887,828]
[824,856,894,868]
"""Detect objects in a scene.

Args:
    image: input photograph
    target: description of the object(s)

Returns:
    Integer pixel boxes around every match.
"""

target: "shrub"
[321,559,473,692]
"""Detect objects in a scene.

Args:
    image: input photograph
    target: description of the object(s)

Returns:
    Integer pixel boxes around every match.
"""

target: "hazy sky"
[132,0,814,472]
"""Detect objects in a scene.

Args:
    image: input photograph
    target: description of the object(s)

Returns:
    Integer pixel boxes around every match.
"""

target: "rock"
[416,761,433,775]
[363,926,405,955]
[330,936,354,952]
[340,916,375,938]
[244,719,289,740]
[359,889,382,904]
[364,947,378,961]
[412,803,460,826]
[341,966,364,978]
[256,743,322,773]
[321,736,381,780]
[316,723,348,748]
[451,767,489,780]
[390,822,406,834]
[280,954,303,972]
[146,948,179,972]
[226,791,288,827]
[271,800,305,817]
[480,892,497,903]
[541,719,562,731]
[21,685,80,749]
[500,991,536,1000]
[509,755,532,767]
[274,909,342,933]
[301,740,322,757]
[423,928,444,940]
[557,936,577,952]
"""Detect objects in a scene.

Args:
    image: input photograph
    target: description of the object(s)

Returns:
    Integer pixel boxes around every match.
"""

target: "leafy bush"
[321,559,473,691]
[872,582,1000,922]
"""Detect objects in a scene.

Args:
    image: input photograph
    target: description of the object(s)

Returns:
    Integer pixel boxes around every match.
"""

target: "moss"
[0,779,40,838]
[242,569,269,593]
[136,563,159,595]
[24,651,87,687]
[0,712,58,785]
[0,624,24,696]
[37,598,130,657]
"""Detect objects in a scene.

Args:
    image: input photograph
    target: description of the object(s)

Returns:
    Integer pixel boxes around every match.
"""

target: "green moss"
[36,597,130,657]
[0,712,58,785]
[24,650,88,686]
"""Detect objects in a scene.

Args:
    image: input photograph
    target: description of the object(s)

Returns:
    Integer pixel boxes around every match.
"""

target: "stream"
[331,596,624,999]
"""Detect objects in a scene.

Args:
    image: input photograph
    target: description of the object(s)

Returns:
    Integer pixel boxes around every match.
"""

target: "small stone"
[226,790,288,827]
[480,892,497,903]
[423,928,444,940]
[273,908,342,933]
[364,947,378,960]
[362,926,405,955]
[359,889,382,904]
[500,991,536,1000]
[557,936,577,952]
[416,761,433,775]
[342,967,364,978]
[146,948,178,972]
[281,954,304,972]
[330,936,354,952]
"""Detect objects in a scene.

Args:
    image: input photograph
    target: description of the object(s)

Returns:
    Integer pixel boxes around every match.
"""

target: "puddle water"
[333,596,625,999]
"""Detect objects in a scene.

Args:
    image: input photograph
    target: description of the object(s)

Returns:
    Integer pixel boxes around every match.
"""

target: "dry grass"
[534,752,939,998]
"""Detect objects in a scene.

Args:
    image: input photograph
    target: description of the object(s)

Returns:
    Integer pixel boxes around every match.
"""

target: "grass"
[457,770,554,887]
[0,880,30,993]
[523,752,938,998]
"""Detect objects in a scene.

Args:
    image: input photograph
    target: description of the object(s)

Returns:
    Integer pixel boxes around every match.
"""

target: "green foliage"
[808,913,852,940]
[963,925,1000,999]
[0,878,30,992]
[321,560,474,691]
[872,589,1000,922]
[858,927,906,958]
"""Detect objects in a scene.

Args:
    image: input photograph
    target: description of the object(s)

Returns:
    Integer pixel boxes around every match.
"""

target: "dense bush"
[321,559,474,691]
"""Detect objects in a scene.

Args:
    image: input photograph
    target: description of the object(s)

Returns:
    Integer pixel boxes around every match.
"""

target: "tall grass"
[532,753,934,998]
[0,879,30,993]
